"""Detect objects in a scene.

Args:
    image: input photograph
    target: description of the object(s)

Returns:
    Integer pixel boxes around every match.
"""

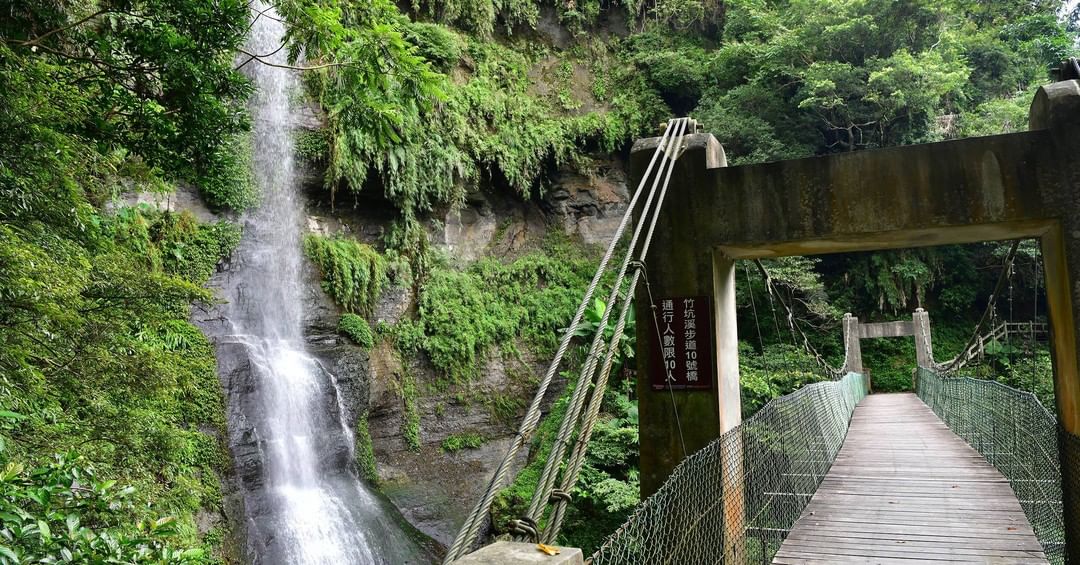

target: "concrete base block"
[454,541,584,565]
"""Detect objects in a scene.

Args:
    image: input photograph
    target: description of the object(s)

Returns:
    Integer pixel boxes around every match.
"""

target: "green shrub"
[738,343,832,416]
[354,412,379,485]
[403,22,463,69]
[294,129,330,163]
[409,236,594,383]
[339,313,375,349]
[441,432,486,453]
[107,207,242,286]
[197,133,259,212]
[304,235,387,315]
[0,441,207,563]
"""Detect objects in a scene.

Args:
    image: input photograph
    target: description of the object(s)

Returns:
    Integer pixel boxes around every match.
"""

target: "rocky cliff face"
[162,138,630,554]
[293,153,631,546]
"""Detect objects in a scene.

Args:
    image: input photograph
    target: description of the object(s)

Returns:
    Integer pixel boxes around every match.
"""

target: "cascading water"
[206,3,431,563]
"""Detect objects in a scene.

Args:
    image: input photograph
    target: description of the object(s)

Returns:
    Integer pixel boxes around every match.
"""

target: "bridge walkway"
[773,393,1048,564]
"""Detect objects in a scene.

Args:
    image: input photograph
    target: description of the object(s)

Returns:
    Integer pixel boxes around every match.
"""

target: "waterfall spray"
[208,3,429,563]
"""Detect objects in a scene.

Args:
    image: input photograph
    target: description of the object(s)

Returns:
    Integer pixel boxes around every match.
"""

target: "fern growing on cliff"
[304,235,387,315]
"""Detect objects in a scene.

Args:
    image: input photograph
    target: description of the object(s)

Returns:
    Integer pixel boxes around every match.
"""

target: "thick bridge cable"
[516,117,691,543]
[540,119,694,543]
[442,118,688,563]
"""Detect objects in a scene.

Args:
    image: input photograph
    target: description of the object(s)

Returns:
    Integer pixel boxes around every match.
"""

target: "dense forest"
[1,0,1078,562]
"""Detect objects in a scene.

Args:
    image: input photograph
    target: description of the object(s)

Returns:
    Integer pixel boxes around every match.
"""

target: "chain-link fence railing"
[916,368,1066,564]
[588,372,868,565]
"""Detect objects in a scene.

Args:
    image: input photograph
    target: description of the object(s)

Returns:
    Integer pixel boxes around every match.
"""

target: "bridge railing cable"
[753,260,845,379]
[917,368,1066,564]
[443,118,689,562]
[588,372,868,565]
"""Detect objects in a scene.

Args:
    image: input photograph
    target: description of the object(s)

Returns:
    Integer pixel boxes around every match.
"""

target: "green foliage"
[107,206,242,286]
[294,129,331,164]
[0,446,206,563]
[0,3,248,547]
[441,432,486,453]
[304,235,388,315]
[410,236,595,383]
[696,0,1076,163]
[572,297,636,372]
[402,22,464,69]
[339,313,375,349]
[354,412,379,485]
[738,343,832,416]
[861,337,917,392]
[0,1,254,215]
[410,0,540,37]
[197,133,259,212]
[966,342,1056,409]
[958,88,1033,137]
[278,2,667,258]
[0,211,235,547]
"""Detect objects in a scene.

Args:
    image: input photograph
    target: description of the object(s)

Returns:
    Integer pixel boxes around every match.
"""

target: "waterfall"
[208,3,430,563]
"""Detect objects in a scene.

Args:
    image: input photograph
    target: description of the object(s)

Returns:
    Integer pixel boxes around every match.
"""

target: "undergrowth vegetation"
[0,0,253,558]
[304,235,390,315]
[383,236,596,384]
[339,313,375,349]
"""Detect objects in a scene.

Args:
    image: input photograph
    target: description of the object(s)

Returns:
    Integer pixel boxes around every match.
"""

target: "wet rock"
[366,344,566,546]
[542,158,630,245]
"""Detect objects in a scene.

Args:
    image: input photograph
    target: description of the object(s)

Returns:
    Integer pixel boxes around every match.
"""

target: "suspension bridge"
[442,63,1080,564]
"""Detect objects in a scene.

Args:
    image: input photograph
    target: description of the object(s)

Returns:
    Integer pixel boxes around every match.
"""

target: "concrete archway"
[631,79,1080,555]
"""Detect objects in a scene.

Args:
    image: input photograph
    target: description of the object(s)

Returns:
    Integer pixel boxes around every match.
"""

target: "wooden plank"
[779,538,1046,558]
[785,530,1046,551]
[772,392,1049,564]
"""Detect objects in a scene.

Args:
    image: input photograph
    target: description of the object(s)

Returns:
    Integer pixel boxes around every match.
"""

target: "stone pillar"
[1030,78,1080,561]
[913,308,934,369]
[841,313,863,375]
[713,253,744,561]
[631,133,728,498]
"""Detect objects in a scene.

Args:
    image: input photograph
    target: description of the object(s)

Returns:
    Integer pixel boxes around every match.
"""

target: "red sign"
[650,295,713,391]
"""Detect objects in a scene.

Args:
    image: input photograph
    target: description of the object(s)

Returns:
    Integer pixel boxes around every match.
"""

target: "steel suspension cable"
[745,262,774,380]
[754,259,843,378]
[941,240,1021,374]
[517,118,691,540]
[540,120,695,543]
[442,119,684,563]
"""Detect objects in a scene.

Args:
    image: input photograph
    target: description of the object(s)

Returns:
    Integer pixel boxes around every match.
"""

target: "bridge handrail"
[935,320,1047,374]
[916,367,1065,564]
[588,372,868,565]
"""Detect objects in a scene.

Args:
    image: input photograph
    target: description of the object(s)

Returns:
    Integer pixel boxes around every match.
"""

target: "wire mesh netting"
[916,368,1066,564]
[588,372,868,565]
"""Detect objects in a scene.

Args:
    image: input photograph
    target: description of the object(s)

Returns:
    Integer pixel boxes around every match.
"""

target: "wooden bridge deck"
[773,393,1048,565]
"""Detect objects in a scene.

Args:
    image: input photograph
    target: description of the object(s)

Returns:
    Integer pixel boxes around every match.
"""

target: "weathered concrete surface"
[840,309,933,388]
[629,79,1080,554]
[454,541,583,565]
[631,134,729,497]
[857,320,915,339]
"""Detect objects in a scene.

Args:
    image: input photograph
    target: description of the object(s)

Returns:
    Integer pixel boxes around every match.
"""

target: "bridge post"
[841,313,863,376]
[629,133,738,502]
[1031,78,1080,562]
[912,308,934,370]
